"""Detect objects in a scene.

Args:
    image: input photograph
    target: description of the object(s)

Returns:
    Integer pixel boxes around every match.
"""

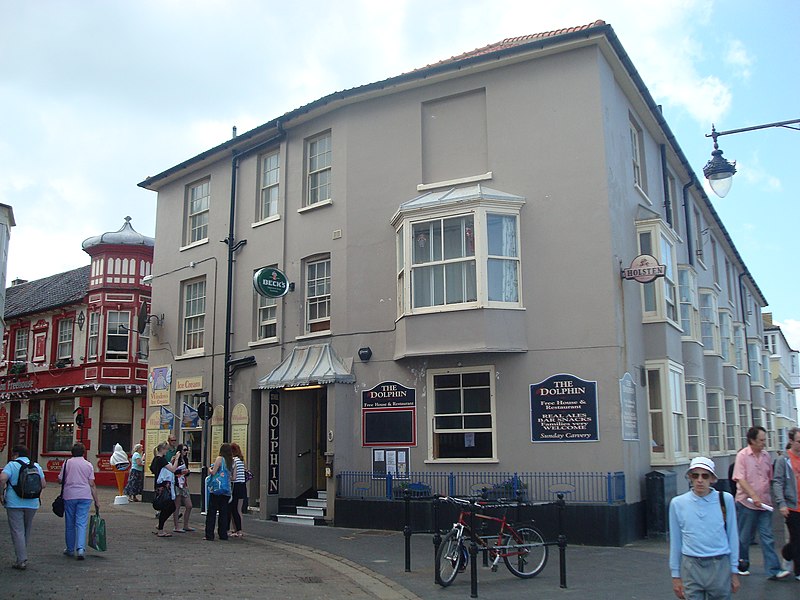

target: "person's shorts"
[175,487,191,499]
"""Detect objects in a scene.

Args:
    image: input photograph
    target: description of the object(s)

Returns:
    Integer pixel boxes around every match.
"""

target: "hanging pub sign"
[622,254,666,283]
[530,373,599,442]
[253,266,290,298]
[362,382,416,447]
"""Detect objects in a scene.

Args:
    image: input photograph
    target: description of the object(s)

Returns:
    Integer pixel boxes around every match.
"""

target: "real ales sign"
[530,373,598,442]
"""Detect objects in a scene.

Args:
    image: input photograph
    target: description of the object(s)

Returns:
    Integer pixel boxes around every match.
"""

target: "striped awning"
[257,343,355,389]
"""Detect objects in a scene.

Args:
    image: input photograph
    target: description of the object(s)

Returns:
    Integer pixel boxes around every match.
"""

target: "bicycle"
[436,495,548,586]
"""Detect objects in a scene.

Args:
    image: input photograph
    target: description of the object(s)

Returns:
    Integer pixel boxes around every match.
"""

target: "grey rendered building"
[139,21,775,544]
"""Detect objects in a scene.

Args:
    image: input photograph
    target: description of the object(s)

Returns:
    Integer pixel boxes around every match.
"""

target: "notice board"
[362,382,416,447]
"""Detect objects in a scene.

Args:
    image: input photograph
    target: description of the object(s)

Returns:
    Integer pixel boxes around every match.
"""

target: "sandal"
[173,528,186,533]
[184,527,196,532]
[156,531,172,537]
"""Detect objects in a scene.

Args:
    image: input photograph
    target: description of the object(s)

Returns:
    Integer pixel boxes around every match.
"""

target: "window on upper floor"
[305,257,330,334]
[105,311,130,360]
[258,150,280,221]
[748,341,762,385]
[254,267,279,342]
[428,366,496,462]
[699,291,720,354]
[706,388,723,453]
[56,318,74,361]
[665,173,679,233]
[761,349,771,389]
[734,325,746,371]
[637,220,677,324]
[396,208,522,315]
[14,327,28,362]
[719,310,733,364]
[711,238,720,285]
[87,312,100,361]
[647,360,686,464]
[182,278,206,353]
[185,179,210,245]
[679,267,700,341]
[738,401,751,448]
[693,207,704,263]
[724,396,738,452]
[630,117,646,193]
[306,132,331,207]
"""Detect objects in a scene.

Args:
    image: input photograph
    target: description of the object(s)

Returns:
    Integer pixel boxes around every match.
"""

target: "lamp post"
[703,118,800,198]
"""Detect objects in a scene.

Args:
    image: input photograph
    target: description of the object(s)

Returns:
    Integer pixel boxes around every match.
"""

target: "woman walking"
[150,441,180,537]
[124,443,145,502]
[172,444,195,532]
[59,443,99,560]
[229,442,247,537]
[204,443,233,541]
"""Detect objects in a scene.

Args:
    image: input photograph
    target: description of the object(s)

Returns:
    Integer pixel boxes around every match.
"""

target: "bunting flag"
[182,402,199,428]
[159,406,175,430]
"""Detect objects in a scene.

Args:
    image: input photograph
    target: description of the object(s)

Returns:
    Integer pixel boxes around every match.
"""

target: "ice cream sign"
[622,254,666,283]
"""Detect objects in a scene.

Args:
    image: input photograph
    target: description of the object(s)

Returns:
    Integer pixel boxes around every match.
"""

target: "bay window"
[637,220,678,325]
[105,311,130,360]
[647,360,687,463]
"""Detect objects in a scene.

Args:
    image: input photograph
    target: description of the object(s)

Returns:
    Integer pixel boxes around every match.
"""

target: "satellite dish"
[137,300,149,334]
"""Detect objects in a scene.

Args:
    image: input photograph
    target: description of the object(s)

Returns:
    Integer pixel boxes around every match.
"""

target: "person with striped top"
[229,443,247,538]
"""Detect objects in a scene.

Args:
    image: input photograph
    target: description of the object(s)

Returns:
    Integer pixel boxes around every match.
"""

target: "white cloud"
[724,39,753,80]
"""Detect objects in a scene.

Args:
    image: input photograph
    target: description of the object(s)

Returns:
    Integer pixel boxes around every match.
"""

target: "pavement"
[1,485,798,599]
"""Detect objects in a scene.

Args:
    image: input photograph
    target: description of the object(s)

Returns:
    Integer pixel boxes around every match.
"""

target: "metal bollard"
[469,539,479,598]
[403,489,412,572]
[432,498,442,586]
[557,493,568,588]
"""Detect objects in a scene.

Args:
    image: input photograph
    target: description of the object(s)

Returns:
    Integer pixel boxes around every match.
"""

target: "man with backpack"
[0,445,47,570]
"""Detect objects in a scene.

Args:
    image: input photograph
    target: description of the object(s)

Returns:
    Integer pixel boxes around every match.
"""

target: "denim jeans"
[64,498,92,553]
[736,502,781,575]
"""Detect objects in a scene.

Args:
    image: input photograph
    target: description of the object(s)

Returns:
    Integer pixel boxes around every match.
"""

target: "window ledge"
[252,215,281,228]
[634,184,651,204]
[298,199,332,214]
[424,458,499,465]
[295,331,331,341]
[417,171,493,192]
[175,351,205,361]
[248,338,279,348]
[179,239,209,252]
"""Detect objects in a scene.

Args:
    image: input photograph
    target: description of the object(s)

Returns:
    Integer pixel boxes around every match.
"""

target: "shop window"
[180,392,203,464]
[46,399,75,452]
[428,366,496,461]
[100,398,133,453]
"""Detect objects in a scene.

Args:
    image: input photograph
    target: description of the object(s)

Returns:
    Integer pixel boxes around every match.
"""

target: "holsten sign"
[622,254,666,283]
[253,266,289,298]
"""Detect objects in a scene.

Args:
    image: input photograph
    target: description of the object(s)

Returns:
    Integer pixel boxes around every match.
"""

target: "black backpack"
[12,459,43,499]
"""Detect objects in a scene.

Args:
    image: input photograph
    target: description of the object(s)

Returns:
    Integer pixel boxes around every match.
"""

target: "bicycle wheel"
[502,526,548,578]
[436,529,465,586]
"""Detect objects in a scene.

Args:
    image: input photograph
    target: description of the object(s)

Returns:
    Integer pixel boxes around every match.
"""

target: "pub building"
[138,22,797,544]
[0,217,153,485]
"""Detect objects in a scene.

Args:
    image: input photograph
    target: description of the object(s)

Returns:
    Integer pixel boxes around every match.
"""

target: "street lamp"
[703,118,800,198]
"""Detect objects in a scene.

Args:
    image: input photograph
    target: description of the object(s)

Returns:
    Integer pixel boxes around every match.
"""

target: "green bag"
[88,509,107,552]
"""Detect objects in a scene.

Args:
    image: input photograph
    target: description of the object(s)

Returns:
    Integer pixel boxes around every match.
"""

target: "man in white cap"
[669,456,740,599]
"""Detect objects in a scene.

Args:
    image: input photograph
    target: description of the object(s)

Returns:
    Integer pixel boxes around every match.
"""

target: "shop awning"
[257,343,355,389]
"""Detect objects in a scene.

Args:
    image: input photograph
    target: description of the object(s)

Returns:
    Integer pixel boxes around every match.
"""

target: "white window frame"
[396,206,522,316]
[678,267,700,341]
[706,388,723,454]
[637,220,678,326]
[724,396,738,452]
[306,132,331,207]
[256,292,277,341]
[186,179,210,245]
[647,360,687,464]
[87,312,100,361]
[686,380,708,456]
[258,150,280,222]
[719,310,733,364]
[630,117,646,193]
[426,365,497,463]
[14,327,29,361]
[105,311,130,361]
[700,290,720,355]
[182,278,206,353]
[738,401,751,448]
[747,341,762,385]
[305,257,331,334]
[57,318,74,360]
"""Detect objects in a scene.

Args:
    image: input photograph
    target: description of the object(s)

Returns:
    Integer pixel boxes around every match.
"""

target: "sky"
[1,0,799,350]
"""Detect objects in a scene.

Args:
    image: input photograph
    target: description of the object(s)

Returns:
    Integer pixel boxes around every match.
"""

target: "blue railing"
[336,470,626,504]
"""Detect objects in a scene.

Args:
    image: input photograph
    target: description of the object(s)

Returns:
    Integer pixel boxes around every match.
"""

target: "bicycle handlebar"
[438,495,526,509]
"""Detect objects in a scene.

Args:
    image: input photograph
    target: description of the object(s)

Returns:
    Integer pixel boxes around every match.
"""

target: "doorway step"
[275,490,327,526]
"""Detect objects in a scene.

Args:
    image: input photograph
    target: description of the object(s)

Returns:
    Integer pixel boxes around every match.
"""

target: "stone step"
[317,490,328,500]
[307,498,327,509]
[275,513,319,526]
[297,505,325,517]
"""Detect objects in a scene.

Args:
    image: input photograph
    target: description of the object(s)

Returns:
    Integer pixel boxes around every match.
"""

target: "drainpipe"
[660,145,672,229]
[682,181,694,266]
[222,125,286,441]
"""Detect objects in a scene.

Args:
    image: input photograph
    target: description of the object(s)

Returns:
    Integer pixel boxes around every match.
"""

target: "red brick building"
[0,217,153,485]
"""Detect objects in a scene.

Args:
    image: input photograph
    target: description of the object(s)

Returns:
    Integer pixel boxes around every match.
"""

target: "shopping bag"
[88,510,107,552]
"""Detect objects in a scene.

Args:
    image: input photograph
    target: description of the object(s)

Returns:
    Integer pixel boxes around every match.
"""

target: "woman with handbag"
[150,441,180,537]
[59,443,99,560]
[204,443,233,541]
[172,444,195,533]
[229,442,247,538]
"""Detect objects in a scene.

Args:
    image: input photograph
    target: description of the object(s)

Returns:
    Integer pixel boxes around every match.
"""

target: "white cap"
[687,456,716,477]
